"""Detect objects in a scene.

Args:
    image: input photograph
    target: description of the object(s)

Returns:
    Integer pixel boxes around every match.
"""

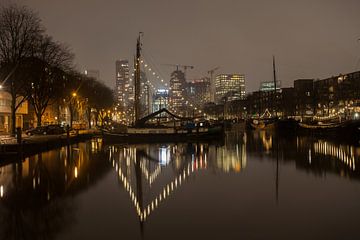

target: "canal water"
[0,131,359,239]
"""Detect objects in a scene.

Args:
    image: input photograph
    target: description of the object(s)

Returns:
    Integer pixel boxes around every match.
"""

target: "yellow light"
[72,92,77,97]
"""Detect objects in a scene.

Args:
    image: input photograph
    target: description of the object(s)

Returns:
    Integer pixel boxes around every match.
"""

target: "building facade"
[259,81,281,92]
[314,71,360,118]
[215,74,245,102]
[294,79,314,117]
[169,70,186,114]
[115,60,130,109]
[152,89,169,113]
[0,90,28,132]
[140,71,150,117]
[186,77,211,108]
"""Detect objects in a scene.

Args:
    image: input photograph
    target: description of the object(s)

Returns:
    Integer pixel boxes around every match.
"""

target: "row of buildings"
[114,58,359,122]
[207,70,360,120]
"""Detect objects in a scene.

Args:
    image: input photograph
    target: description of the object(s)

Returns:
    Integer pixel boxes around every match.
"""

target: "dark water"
[0,131,359,240]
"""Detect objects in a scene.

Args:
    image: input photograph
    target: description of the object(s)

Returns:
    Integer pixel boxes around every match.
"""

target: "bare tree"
[24,35,74,126]
[0,4,44,134]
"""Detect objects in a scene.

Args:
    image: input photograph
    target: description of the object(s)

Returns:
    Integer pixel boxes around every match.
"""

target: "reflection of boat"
[298,120,360,139]
[248,117,278,130]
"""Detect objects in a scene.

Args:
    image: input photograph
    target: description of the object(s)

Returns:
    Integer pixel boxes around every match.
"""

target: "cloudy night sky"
[7,0,360,92]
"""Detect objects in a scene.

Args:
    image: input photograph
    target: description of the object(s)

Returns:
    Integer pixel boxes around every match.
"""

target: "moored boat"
[297,119,360,141]
[102,125,224,143]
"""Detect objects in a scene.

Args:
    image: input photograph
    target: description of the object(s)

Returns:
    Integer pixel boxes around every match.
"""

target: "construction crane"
[207,66,220,102]
[162,64,194,72]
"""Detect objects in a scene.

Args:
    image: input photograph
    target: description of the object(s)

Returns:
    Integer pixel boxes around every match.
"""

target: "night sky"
[8,0,360,92]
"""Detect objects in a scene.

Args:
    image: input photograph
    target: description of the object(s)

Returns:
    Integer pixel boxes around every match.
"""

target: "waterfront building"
[314,71,360,118]
[294,79,315,117]
[278,87,295,117]
[0,90,28,132]
[215,74,245,102]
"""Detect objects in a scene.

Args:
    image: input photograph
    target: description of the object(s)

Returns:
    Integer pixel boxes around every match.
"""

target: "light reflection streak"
[109,142,247,222]
[313,140,356,171]
[113,148,208,222]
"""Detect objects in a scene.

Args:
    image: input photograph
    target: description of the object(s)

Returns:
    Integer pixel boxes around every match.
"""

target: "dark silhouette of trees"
[75,75,114,128]
[23,35,74,126]
[0,4,114,131]
[0,4,44,135]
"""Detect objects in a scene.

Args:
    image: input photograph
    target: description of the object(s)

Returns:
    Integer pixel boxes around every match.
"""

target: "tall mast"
[272,55,277,115]
[134,32,143,125]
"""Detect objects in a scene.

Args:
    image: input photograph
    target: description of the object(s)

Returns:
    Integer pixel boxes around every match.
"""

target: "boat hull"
[102,126,224,144]
[297,120,360,141]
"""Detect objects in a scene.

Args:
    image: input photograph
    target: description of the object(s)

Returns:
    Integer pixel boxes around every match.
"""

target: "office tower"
[215,74,245,102]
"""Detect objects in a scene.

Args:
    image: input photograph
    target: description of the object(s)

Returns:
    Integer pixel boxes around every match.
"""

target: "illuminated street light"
[72,92,77,97]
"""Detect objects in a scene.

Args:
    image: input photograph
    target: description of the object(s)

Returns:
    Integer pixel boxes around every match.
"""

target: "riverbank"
[0,129,101,163]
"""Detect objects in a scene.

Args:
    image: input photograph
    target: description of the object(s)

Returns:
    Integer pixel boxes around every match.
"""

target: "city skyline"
[11,0,360,92]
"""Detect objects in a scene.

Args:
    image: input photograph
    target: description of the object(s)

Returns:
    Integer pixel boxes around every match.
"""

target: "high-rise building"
[140,71,150,117]
[84,69,100,81]
[187,77,211,108]
[115,60,130,109]
[215,74,245,102]
[169,70,186,113]
[152,89,169,113]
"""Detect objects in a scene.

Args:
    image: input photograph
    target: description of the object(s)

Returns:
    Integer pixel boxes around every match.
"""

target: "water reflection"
[0,132,358,239]
[0,139,108,240]
[107,135,247,223]
[247,130,360,179]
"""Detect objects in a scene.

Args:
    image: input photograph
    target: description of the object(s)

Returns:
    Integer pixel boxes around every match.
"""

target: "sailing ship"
[103,33,224,143]
[248,56,279,130]
[297,119,360,140]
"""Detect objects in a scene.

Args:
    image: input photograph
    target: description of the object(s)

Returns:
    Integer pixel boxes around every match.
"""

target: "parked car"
[26,126,47,135]
[26,125,66,136]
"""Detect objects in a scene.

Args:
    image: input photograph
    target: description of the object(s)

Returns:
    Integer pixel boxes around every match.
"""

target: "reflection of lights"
[159,147,170,166]
[75,167,78,178]
[110,141,247,222]
[113,150,207,222]
[260,131,272,151]
[314,141,356,171]
[0,185,3,198]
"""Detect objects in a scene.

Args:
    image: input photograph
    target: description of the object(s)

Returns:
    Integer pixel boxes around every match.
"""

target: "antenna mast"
[134,32,143,125]
[272,55,277,115]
